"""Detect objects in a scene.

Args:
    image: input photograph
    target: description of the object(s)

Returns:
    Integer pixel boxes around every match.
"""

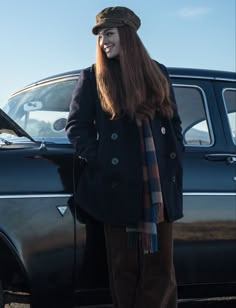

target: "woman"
[66,6,183,308]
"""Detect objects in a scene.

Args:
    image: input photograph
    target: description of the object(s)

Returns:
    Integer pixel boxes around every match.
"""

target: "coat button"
[161,127,166,134]
[111,133,118,140]
[172,176,176,182]
[111,157,119,165]
[170,152,176,159]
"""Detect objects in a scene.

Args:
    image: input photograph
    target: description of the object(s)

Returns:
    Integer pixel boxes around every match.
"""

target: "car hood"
[0,109,36,142]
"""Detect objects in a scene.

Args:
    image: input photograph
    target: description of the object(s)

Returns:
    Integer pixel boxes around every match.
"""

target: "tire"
[0,280,4,308]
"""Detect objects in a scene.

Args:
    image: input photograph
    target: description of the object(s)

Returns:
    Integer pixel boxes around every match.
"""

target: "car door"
[172,76,236,298]
[0,81,77,302]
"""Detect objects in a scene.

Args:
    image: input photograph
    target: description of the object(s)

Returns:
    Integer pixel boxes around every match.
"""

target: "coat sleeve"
[66,68,98,161]
[159,63,184,150]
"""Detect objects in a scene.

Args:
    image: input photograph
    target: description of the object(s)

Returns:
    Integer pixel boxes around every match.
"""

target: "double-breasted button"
[170,152,176,159]
[161,127,166,134]
[111,157,119,165]
[111,133,118,140]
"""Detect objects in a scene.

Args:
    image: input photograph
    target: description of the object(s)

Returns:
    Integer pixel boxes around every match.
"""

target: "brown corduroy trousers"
[104,222,177,308]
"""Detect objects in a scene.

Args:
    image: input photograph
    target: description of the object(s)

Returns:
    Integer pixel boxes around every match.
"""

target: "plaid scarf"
[126,118,165,254]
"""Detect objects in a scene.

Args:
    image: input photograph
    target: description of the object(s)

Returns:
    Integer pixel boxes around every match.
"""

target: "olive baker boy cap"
[92,6,141,35]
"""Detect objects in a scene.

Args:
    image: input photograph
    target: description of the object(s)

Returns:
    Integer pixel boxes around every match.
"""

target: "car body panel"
[0,144,75,294]
[172,76,236,292]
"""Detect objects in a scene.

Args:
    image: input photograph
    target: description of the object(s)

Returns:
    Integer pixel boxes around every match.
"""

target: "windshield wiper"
[0,137,12,145]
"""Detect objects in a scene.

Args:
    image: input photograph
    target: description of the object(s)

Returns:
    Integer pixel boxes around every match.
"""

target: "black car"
[0,67,236,307]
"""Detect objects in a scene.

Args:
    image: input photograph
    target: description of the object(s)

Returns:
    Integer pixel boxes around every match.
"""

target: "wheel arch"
[0,230,30,292]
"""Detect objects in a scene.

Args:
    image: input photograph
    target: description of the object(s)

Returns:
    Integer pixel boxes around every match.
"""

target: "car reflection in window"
[23,110,69,139]
[184,119,211,145]
[2,79,78,144]
[173,85,213,147]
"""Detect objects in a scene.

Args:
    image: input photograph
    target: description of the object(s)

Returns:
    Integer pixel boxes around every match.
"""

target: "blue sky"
[0,0,235,106]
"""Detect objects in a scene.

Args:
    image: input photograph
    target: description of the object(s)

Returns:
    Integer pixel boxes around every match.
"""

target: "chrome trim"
[183,192,236,196]
[222,88,236,145]
[170,74,236,82]
[0,194,72,199]
[10,76,79,99]
[172,84,214,147]
[0,193,235,199]
[34,74,80,86]
[178,296,236,303]
[206,153,236,157]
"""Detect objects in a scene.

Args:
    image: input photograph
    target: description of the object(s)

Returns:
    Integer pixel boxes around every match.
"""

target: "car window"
[173,85,213,146]
[3,78,78,143]
[223,89,236,145]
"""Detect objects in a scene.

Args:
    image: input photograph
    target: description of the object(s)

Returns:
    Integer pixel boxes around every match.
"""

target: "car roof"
[168,67,236,81]
[11,66,236,97]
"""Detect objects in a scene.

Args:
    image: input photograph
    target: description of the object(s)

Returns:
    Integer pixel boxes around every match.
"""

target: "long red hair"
[95,25,174,120]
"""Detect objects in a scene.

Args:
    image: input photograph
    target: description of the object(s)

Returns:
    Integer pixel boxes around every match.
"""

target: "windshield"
[1,78,78,144]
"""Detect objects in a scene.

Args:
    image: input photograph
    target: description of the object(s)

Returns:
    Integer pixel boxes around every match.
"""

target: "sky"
[0,0,235,106]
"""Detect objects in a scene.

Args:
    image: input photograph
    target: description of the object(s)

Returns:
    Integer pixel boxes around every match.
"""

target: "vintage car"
[0,67,235,307]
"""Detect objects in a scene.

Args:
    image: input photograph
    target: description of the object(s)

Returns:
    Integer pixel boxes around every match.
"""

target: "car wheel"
[0,280,4,308]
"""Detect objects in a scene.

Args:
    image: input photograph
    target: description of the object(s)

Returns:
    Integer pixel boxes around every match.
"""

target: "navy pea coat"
[66,62,184,225]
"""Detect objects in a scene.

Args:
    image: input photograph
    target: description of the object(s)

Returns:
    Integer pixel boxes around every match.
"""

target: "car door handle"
[205,153,236,164]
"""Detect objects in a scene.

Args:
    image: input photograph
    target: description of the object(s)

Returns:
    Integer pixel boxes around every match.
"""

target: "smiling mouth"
[104,46,112,53]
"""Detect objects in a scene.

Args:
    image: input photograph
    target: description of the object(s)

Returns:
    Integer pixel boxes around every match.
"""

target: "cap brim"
[92,24,102,35]
[92,20,125,35]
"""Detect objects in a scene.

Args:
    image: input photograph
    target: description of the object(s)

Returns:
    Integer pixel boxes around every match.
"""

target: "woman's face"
[98,28,120,59]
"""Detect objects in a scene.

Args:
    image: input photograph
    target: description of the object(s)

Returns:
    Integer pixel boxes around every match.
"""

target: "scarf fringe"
[127,231,158,254]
